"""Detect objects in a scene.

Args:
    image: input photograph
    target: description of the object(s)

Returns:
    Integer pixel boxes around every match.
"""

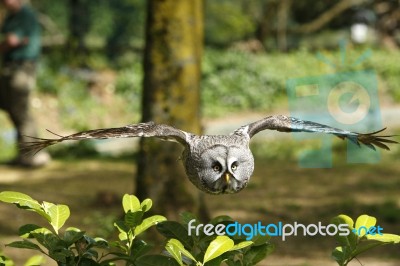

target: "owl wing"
[24,122,191,154]
[233,115,398,150]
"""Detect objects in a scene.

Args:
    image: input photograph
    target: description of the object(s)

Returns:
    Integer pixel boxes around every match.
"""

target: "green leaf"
[24,255,46,266]
[6,240,43,252]
[125,210,144,228]
[331,246,346,266]
[31,228,63,251]
[229,241,253,251]
[167,239,196,262]
[48,248,74,263]
[331,214,357,249]
[122,194,141,213]
[114,221,129,241]
[355,215,376,237]
[165,241,183,266]
[0,191,51,222]
[140,199,153,212]
[250,233,271,246]
[156,221,193,250]
[130,240,152,260]
[179,212,198,226]
[0,191,42,210]
[92,237,109,249]
[135,255,180,266]
[203,236,234,264]
[63,227,85,246]
[0,255,14,266]
[47,204,70,234]
[204,256,223,266]
[243,243,274,265]
[19,224,42,239]
[351,241,385,259]
[134,215,167,236]
[366,233,400,243]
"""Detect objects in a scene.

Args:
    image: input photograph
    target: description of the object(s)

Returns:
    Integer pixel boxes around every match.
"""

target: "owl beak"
[224,172,231,185]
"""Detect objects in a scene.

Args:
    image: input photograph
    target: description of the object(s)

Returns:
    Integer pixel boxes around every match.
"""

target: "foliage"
[204,0,255,46]
[201,48,320,116]
[34,46,400,122]
[331,214,400,266]
[0,192,270,266]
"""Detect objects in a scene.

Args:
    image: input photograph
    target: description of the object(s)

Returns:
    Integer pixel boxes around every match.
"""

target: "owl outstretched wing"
[24,122,191,154]
[233,115,398,150]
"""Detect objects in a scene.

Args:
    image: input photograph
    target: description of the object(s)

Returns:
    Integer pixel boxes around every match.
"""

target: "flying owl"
[25,115,397,194]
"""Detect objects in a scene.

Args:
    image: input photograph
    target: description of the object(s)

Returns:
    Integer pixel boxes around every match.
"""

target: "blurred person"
[0,0,50,167]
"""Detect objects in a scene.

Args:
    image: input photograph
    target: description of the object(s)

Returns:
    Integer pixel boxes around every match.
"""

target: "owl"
[26,115,397,194]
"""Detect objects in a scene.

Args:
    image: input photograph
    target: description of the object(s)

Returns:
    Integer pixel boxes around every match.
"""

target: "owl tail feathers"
[21,130,65,155]
[337,128,399,151]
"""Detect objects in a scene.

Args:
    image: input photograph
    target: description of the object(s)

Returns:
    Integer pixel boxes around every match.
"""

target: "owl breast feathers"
[25,115,398,194]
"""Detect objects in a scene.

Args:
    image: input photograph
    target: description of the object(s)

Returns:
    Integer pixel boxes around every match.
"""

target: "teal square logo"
[287,65,382,168]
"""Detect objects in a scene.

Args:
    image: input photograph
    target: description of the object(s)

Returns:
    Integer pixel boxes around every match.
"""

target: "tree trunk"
[136,0,206,220]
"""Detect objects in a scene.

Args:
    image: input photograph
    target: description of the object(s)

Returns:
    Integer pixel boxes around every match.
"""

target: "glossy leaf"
[6,240,43,252]
[203,236,234,263]
[63,227,86,246]
[0,191,42,210]
[331,214,357,249]
[165,241,183,266]
[167,239,196,262]
[366,233,400,243]
[331,246,346,266]
[47,204,70,234]
[31,228,63,251]
[243,243,274,265]
[140,199,153,212]
[122,194,141,213]
[229,240,253,251]
[125,210,144,228]
[134,215,167,236]
[23,255,46,266]
[0,191,51,222]
[156,221,193,249]
[355,215,376,237]
[18,224,42,239]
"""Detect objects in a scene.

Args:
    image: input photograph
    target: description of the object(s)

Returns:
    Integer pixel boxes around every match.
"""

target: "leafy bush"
[0,192,271,266]
[331,214,400,266]
[1,192,399,266]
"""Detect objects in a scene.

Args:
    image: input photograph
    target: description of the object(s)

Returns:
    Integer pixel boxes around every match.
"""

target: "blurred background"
[0,0,399,265]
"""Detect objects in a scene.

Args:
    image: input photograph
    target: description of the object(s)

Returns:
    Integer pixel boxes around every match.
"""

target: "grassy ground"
[0,139,399,265]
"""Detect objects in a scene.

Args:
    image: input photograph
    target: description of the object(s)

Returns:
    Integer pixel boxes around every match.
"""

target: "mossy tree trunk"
[135,0,206,219]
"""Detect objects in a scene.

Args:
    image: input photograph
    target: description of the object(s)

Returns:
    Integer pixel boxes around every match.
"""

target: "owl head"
[188,143,254,194]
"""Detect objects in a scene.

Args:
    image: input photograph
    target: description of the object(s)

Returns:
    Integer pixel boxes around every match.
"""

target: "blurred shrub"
[36,47,400,123]
[201,48,320,116]
[205,0,255,46]
[368,49,400,101]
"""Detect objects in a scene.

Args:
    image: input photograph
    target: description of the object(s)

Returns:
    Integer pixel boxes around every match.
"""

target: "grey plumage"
[25,115,398,194]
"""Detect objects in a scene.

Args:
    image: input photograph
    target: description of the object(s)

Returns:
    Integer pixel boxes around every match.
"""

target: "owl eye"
[212,163,222,172]
[231,162,238,172]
